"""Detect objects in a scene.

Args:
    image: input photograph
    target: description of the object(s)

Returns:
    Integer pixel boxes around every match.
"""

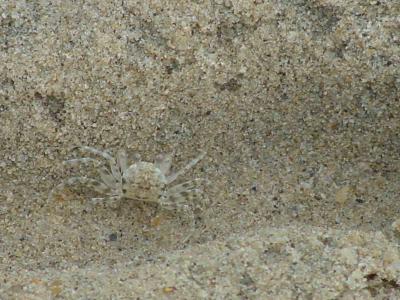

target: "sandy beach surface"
[1,1,399,298]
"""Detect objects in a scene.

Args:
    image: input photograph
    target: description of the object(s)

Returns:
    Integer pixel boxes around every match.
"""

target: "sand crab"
[49,146,206,211]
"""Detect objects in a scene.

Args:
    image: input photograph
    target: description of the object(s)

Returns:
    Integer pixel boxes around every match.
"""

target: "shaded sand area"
[1,1,399,298]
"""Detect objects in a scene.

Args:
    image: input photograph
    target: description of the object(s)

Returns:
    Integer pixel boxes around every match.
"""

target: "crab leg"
[78,146,122,181]
[48,176,110,200]
[167,179,203,194]
[166,151,206,184]
[98,166,120,189]
[116,150,128,173]
[79,146,114,161]
[154,152,174,175]
[63,157,102,167]
[160,189,202,210]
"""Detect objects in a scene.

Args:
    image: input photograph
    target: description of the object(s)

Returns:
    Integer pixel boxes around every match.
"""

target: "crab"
[49,146,206,211]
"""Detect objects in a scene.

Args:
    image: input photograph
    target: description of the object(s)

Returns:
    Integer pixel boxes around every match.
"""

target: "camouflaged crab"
[49,146,206,211]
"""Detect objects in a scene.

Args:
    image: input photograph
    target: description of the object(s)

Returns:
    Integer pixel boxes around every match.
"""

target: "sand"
[1,0,399,298]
